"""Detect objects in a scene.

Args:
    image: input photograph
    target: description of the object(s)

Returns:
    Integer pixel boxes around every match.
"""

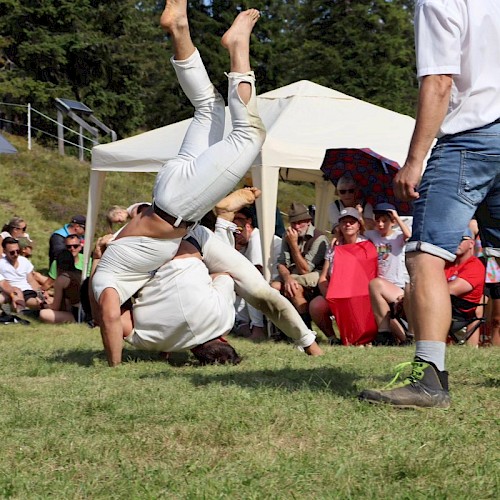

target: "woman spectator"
[310,207,369,343]
[39,250,81,324]
[0,217,30,249]
[327,174,375,231]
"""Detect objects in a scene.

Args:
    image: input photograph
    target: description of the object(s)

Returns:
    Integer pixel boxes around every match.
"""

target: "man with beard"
[271,202,328,329]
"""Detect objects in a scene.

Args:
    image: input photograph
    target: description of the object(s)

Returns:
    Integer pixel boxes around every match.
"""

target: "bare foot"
[215,187,261,216]
[221,9,260,51]
[160,0,188,33]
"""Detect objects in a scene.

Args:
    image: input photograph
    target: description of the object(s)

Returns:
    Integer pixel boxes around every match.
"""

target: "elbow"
[422,74,452,99]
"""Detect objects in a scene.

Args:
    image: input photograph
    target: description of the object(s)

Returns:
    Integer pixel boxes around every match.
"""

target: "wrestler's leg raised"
[153,8,266,224]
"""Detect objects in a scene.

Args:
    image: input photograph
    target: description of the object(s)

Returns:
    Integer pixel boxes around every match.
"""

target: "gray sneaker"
[358,359,450,409]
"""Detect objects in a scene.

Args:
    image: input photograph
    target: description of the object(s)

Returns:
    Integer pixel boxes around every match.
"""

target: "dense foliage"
[0,0,417,139]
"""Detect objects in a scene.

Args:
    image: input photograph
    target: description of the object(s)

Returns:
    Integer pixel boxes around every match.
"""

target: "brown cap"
[288,202,312,223]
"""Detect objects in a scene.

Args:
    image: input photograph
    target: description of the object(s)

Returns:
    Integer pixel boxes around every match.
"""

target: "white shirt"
[365,230,407,288]
[127,258,235,352]
[0,256,34,291]
[415,0,500,136]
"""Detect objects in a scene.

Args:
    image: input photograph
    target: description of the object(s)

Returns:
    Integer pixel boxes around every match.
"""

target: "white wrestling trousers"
[194,225,317,348]
[153,49,266,223]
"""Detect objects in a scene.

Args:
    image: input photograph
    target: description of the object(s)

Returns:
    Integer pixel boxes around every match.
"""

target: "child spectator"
[366,203,411,345]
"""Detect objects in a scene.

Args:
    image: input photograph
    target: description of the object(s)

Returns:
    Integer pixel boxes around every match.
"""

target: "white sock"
[415,340,446,372]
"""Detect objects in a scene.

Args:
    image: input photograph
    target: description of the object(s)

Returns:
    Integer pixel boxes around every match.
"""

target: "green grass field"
[0,134,499,498]
[0,323,499,498]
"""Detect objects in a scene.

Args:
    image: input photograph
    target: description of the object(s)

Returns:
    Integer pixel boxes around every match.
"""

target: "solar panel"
[55,98,93,115]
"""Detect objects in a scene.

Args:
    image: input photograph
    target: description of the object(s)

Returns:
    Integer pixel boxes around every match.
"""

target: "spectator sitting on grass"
[0,273,24,313]
[48,215,85,267]
[18,237,50,290]
[43,235,91,291]
[0,216,30,250]
[39,250,82,324]
[0,237,47,310]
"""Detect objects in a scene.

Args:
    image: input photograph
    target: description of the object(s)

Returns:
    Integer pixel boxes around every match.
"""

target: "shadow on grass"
[183,367,360,397]
[47,348,192,367]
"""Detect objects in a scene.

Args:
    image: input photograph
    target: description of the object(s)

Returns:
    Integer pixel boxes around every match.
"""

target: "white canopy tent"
[87,80,416,279]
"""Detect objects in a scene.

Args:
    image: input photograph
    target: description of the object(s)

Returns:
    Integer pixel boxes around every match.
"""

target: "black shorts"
[23,290,38,302]
[485,282,500,300]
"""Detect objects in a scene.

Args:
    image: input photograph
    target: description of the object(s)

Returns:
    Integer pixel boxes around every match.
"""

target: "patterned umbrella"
[320,148,412,216]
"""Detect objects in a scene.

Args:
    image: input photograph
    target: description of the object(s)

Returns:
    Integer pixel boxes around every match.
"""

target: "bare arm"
[394,74,452,201]
[390,210,412,241]
[285,227,310,275]
[48,275,70,311]
[448,278,473,298]
[317,258,330,297]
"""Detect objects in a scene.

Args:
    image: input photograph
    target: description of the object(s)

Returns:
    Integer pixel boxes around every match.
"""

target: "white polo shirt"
[415,0,500,136]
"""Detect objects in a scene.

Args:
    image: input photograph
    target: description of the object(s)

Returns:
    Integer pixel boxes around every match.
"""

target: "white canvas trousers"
[195,225,317,348]
[153,49,266,223]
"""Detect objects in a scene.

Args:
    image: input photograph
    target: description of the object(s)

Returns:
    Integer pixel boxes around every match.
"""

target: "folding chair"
[390,294,487,345]
[448,295,487,345]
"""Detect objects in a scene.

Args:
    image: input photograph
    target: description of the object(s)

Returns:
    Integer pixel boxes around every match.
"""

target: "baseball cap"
[338,207,362,222]
[71,215,86,226]
[373,202,396,214]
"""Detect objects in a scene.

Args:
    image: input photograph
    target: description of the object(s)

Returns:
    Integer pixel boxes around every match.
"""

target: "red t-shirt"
[444,256,485,305]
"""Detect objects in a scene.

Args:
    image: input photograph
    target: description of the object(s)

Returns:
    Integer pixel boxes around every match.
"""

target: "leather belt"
[152,202,195,229]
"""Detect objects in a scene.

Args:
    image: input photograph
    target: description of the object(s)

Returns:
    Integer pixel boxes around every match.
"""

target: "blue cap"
[373,202,396,214]
[462,227,474,239]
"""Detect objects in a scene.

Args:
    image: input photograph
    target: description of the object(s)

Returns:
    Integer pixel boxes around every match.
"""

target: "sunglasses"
[8,250,20,256]
[13,226,27,231]
[66,244,81,249]
[338,189,355,195]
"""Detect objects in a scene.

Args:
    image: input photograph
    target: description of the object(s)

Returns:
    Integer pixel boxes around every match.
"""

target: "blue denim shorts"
[407,121,500,261]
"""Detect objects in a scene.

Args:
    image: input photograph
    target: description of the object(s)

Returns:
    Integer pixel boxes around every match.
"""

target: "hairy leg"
[160,0,195,61]
[221,9,260,104]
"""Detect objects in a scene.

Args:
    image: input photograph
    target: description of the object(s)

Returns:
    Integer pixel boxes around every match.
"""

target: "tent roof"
[0,134,17,154]
[91,80,415,175]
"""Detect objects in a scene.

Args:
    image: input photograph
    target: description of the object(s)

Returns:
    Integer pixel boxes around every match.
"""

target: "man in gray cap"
[271,202,328,328]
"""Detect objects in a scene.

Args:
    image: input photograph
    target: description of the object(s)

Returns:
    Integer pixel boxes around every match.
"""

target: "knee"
[369,278,383,295]
[39,309,52,323]
[309,296,327,317]
[99,289,121,322]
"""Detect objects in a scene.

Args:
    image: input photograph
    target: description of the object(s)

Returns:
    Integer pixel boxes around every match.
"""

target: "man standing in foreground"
[360,1,500,408]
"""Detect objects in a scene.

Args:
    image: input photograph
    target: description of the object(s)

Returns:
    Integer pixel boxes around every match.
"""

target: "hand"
[355,204,364,214]
[93,234,114,259]
[304,341,323,356]
[285,227,299,246]
[283,277,300,298]
[393,162,422,201]
[388,209,399,219]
